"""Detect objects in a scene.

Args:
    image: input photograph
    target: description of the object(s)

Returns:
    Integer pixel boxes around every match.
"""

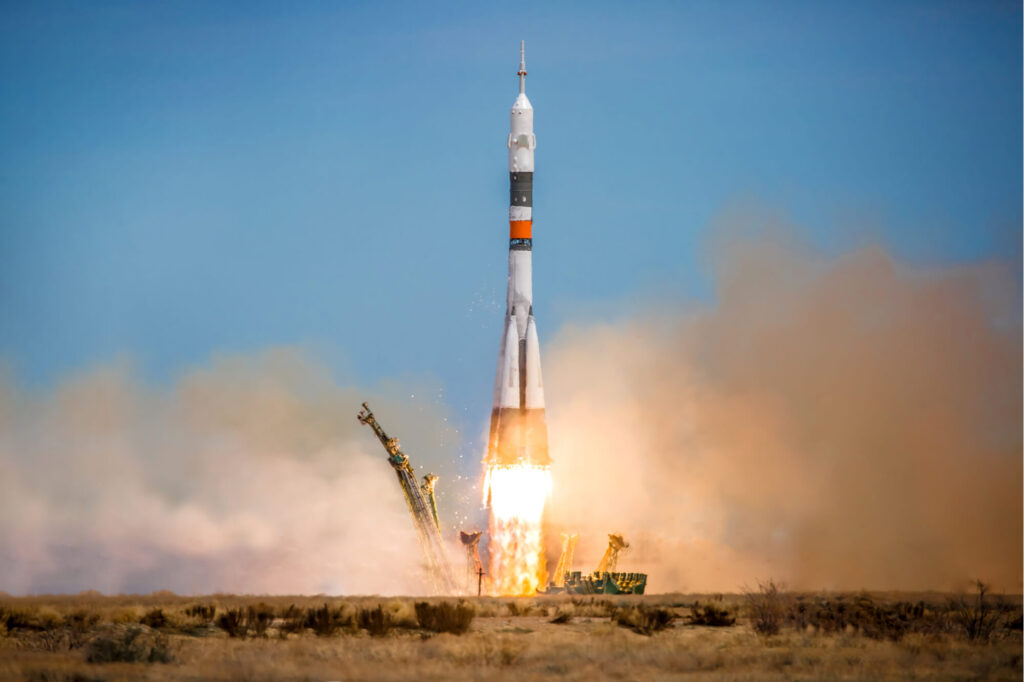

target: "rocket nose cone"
[511,93,532,111]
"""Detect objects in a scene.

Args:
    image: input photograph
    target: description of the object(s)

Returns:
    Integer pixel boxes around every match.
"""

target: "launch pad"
[543,533,647,595]
[356,401,648,595]
[545,571,648,595]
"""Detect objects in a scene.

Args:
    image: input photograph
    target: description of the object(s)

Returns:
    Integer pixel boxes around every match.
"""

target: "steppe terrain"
[1,590,1020,681]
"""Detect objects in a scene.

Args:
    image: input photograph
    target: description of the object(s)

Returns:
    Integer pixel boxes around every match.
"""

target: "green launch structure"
[543,533,647,595]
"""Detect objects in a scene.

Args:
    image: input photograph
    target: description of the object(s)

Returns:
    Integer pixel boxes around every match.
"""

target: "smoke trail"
[0,349,466,595]
[544,231,1022,592]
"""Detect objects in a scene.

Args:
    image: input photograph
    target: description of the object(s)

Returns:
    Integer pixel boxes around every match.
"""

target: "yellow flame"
[484,464,551,596]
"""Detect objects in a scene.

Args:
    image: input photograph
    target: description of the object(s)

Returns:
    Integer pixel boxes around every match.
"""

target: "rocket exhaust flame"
[483,42,552,596]
[483,464,551,595]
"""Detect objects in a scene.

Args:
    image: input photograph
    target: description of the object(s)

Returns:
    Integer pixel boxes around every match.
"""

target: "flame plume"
[483,464,551,595]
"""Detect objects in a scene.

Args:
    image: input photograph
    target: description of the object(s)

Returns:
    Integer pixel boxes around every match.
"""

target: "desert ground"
[1,589,1020,681]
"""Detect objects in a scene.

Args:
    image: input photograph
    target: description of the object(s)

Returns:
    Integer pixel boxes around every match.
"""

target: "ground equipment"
[544,533,647,595]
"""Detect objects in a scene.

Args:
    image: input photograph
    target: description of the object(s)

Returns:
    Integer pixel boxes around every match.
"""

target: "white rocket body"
[485,43,550,473]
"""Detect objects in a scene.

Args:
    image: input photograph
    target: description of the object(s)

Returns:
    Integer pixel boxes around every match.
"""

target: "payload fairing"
[484,42,551,479]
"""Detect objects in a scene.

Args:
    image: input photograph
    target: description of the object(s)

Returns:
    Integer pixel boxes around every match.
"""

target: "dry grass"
[414,601,474,634]
[0,591,1019,681]
[612,605,676,635]
[687,600,737,627]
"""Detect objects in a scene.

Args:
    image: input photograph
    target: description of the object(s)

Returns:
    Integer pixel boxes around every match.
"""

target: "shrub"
[613,606,675,635]
[37,628,69,652]
[745,580,786,636]
[848,594,911,641]
[688,602,736,627]
[357,605,393,637]
[385,600,418,628]
[216,608,249,639]
[184,603,216,621]
[783,594,952,640]
[3,607,41,632]
[570,597,615,617]
[85,625,173,664]
[306,604,351,637]
[65,609,101,648]
[3,607,63,634]
[11,608,68,651]
[247,603,275,638]
[208,603,274,638]
[953,580,1001,643]
[415,601,475,634]
[111,607,142,625]
[140,608,168,629]
[549,610,573,624]
[279,604,307,636]
[805,595,855,634]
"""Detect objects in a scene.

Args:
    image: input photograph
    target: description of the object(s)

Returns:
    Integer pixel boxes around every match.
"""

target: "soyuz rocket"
[484,42,551,486]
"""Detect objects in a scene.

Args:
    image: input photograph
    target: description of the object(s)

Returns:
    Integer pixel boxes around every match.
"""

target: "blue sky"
[1,0,1020,438]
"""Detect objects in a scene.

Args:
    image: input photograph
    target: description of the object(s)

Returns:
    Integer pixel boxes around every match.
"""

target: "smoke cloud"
[0,349,467,595]
[1,225,1019,595]
[544,229,1022,592]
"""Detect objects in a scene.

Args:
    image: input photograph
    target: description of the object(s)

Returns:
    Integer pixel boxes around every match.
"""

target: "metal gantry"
[357,402,458,594]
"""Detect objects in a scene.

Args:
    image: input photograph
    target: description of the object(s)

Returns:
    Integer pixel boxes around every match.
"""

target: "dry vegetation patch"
[414,601,475,634]
[304,603,351,637]
[688,601,737,626]
[612,605,676,635]
[84,624,173,663]
[0,590,1020,681]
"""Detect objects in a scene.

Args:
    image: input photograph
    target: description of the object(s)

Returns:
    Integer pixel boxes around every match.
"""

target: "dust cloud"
[0,349,464,596]
[544,233,1022,593]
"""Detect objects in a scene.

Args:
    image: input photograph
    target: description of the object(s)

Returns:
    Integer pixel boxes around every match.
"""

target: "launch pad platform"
[544,571,648,595]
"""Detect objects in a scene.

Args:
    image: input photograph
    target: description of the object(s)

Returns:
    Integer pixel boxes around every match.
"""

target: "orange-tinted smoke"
[544,233,1022,592]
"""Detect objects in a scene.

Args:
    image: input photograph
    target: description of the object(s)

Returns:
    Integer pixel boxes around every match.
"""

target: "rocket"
[484,42,551,478]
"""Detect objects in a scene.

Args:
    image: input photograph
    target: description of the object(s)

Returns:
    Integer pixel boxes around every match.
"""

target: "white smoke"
[0,349,465,595]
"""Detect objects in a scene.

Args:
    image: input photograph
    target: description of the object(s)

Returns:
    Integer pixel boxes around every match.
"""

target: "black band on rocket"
[509,172,533,206]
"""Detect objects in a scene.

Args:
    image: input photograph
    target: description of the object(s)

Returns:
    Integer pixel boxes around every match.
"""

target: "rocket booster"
[485,42,551,471]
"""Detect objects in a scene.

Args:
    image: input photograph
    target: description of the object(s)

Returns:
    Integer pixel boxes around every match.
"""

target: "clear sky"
[1,0,1020,437]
